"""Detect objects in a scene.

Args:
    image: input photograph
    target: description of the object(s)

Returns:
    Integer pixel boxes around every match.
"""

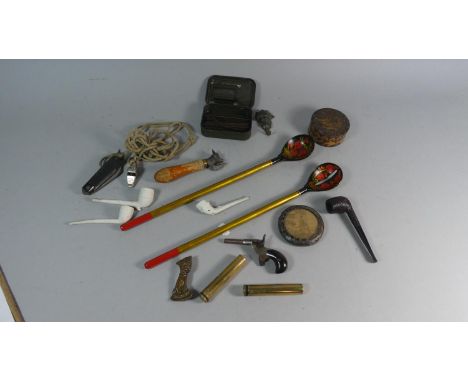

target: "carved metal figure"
[170,256,197,301]
[255,110,274,136]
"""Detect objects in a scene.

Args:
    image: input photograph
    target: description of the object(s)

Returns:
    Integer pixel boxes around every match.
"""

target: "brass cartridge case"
[243,284,303,296]
[200,255,247,302]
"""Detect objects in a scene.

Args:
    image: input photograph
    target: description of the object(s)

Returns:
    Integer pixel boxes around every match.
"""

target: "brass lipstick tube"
[243,284,303,296]
[200,255,247,302]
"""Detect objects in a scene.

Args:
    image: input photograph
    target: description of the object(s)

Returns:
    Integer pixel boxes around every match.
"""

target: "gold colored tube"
[178,190,303,253]
[243,284,304,296]
[0,265,25,322]
[200,255,247,302]
[150,160,274,218]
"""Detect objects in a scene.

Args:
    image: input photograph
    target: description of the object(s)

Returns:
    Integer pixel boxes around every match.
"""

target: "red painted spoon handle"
[120,212,153,231]
[144,248,180,269]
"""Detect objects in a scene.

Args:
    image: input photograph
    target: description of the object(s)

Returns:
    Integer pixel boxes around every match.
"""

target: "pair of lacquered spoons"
[121,135,344,268]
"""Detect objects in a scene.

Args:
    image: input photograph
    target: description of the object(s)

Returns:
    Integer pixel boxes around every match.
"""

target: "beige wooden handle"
[154,160,206,183]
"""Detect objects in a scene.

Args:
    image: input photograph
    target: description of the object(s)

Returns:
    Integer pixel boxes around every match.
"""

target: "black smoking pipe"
[326,196,378,263]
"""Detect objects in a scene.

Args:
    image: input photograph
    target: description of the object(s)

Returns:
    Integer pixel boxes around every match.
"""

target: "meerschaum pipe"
[91,188,155,211]
[196,196,249,215]
[325,196,377,263]
[69,205,134,225]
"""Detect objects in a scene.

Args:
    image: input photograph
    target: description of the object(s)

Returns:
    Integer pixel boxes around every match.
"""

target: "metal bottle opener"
[224,234,288,274]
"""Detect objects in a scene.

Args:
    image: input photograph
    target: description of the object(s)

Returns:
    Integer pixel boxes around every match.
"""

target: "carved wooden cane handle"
[154,160,206,183]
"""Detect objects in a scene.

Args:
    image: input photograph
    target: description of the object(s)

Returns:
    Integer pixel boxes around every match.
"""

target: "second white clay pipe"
[196,196,249,215]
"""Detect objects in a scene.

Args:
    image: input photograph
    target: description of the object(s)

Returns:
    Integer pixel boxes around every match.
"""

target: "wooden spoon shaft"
[154,160,206,183]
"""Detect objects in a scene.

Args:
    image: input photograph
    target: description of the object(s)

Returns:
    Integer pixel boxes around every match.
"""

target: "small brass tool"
[170,256,197,301]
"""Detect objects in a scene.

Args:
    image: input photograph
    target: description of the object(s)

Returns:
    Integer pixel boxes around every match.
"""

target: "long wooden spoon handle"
[154,160,206,183]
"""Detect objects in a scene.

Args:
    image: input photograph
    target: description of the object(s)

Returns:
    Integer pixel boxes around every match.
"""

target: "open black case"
[201,75,256,140]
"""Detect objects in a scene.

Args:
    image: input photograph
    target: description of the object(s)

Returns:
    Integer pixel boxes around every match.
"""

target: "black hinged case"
[201,75,256,140]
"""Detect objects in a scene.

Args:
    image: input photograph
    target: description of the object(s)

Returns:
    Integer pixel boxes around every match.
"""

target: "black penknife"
[82,152,127,195]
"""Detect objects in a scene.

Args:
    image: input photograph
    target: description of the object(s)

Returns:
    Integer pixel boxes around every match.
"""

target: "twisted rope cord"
[124,121,197,165]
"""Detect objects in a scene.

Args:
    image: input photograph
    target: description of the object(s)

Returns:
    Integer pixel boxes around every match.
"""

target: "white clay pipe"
[91,188,155,211]
[196,196,249,215]
[69,205,134,225]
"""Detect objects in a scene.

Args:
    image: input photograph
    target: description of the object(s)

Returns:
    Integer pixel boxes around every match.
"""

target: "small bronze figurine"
[254,110,274,135]
[171,256,197,301]
[326,196,377,263]
[224,235,288,274]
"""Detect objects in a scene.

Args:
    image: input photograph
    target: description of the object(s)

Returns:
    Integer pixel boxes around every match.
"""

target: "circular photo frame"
[278,205,324,246]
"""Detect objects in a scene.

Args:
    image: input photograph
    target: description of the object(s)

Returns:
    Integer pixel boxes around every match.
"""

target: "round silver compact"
[278,205,324,246]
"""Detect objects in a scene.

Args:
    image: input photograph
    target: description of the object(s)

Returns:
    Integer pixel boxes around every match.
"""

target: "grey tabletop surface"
[1,60,467,321]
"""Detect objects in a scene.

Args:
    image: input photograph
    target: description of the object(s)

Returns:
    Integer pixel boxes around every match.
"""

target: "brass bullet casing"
[243,284,304,296]
[200,255,247,302]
